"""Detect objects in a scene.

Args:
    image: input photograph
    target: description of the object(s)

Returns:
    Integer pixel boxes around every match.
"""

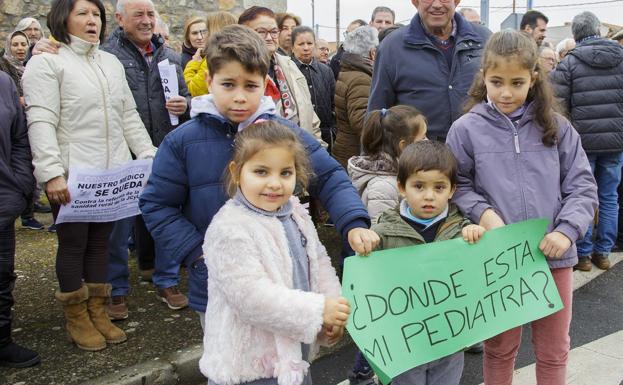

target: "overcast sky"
[286,0,623,42]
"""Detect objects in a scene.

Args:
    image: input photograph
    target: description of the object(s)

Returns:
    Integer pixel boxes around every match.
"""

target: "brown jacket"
[332,52,373,168]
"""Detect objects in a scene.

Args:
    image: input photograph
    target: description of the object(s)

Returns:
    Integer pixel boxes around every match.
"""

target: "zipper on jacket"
[491,105,529,219]
[86,48,111,168]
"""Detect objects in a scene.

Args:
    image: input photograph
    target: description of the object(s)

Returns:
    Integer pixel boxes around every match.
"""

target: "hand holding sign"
[157,59,180,125]
[342,219,563,384]
[539,231,572,259]
[323,297,351,327]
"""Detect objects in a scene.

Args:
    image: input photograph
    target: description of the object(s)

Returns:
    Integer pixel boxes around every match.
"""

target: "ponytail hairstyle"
[361,105,427,166]
[464,29,561,147]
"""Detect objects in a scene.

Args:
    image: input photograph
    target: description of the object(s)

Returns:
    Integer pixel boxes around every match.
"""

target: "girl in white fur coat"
[200,121,350,385]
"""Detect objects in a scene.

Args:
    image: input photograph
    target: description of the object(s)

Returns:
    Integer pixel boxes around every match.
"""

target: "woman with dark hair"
[0,72,40,368]
[3,31,29,79]
[180,16,207,70]
[22,0,156,351]
[238,6,323,144]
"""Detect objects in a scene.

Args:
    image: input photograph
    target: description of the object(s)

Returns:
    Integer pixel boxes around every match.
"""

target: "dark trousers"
[134,215,155,271]
[52,205,113,292]
[19,195,35,221]
[0,224,16,346]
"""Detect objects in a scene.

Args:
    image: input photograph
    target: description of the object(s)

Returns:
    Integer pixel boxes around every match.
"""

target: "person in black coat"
[0,72,40,368]
[291,26,336,151]
[551,11,623,271]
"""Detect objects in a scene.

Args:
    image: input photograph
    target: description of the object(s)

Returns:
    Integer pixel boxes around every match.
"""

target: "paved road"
[311,261,623,385]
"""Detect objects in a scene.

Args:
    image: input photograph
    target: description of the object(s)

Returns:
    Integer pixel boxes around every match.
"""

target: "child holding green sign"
[446,30,598,385]
[371,140,486,385]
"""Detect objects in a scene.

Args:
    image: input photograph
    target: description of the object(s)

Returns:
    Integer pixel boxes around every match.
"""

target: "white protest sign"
[56,159,152,224]
[157,58,179,125]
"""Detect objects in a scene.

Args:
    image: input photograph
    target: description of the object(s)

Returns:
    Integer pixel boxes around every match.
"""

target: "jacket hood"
[340,52,373,76]
[190,94,277,131]
[347,153,397,194]
[570,38,623,69]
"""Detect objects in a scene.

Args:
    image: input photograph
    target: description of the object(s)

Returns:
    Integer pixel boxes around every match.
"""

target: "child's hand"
[539,231,572,258]
[462,224,486,244]
[323,324,345,345]
[348,228,380,256]
[323,297,350,327]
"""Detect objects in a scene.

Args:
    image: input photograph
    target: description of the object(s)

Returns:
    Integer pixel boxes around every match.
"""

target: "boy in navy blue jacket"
[139,25,378,319]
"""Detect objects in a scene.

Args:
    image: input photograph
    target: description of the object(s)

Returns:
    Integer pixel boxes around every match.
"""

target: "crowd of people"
[0,1,622,385]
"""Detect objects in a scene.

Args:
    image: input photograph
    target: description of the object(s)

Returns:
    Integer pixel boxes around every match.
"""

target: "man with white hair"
[314,39,330,64]
[459,7,481,24]
[552,11,623,272]
[14,17,42,44]
[101,0,191,318]
[555,38,576,60]
[368,0,491,141]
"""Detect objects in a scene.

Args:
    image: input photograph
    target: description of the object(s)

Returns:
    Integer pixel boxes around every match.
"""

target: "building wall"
[0,0,286,51]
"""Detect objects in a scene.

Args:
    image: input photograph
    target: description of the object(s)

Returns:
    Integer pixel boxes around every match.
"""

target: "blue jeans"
[107,217,134,296]
[108,216,181,295]
[577,152,623,256]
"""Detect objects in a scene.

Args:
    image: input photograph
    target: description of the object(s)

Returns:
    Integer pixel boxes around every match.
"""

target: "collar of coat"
[404,13,483,48]
[373,203,467,242]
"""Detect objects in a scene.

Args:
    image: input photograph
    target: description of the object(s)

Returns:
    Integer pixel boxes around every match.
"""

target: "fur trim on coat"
[200,196,342,385]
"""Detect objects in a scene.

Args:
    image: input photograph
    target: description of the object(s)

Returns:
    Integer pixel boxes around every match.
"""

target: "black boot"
[0,327,40,368]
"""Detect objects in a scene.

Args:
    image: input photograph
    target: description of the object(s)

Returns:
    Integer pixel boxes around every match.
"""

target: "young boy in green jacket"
[371,140,486,385]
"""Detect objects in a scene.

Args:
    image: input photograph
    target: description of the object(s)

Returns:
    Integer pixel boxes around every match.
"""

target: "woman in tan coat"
[332,26,379,168]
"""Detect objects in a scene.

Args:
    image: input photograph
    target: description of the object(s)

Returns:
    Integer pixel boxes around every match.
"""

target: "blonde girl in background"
[183,11,237,97]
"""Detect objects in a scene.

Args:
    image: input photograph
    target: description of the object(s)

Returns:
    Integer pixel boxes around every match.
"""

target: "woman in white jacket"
[201,121,348,385]
[22,0,156,352]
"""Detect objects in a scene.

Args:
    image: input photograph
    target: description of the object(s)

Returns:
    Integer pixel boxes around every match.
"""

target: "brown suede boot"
[55,285,106,351]
[85,283,127,344]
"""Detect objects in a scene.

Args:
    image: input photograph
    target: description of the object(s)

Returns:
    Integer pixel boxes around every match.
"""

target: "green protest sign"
[342,218,563,384]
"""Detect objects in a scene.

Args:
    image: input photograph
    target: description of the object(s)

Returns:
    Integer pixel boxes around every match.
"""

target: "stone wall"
[0,0,286,51]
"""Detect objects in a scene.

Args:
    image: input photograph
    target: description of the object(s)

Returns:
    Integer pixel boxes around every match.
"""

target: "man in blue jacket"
[368,0,491,140]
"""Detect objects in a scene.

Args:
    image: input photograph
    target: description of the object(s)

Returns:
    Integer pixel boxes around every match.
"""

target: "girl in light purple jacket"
[446,30,598,385]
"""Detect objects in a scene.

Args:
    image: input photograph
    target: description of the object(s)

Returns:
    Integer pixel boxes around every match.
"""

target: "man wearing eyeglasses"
[368,0,491,142]
[315,39,331,64]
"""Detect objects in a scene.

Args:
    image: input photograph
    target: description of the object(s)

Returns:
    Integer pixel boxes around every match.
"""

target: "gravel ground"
[1,211,345,385]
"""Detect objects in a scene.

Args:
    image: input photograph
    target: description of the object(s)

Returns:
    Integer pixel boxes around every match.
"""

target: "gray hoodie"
[347,152,399,224]
[190,94,277,131]
[446,101,598,268]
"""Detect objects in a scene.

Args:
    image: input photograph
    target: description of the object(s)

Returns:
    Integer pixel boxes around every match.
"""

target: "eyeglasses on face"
[255,29,280,39]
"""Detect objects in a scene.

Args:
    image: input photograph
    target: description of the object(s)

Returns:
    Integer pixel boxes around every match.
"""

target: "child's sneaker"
[348,352,375,385]
[21,218,44,230]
